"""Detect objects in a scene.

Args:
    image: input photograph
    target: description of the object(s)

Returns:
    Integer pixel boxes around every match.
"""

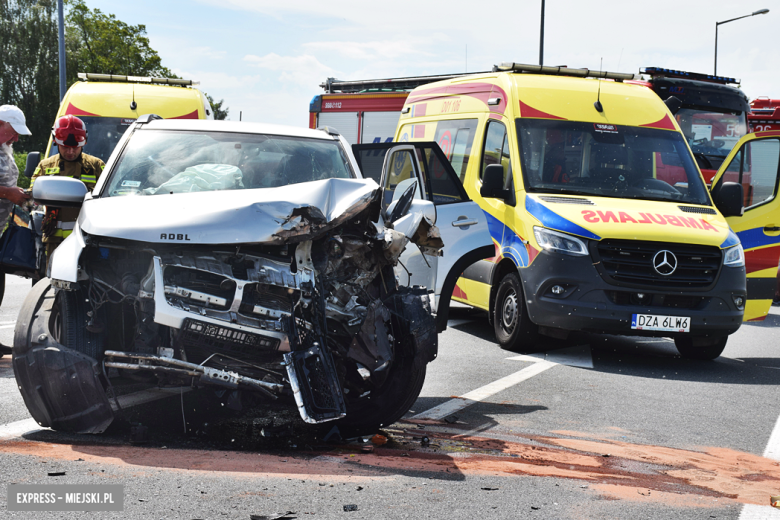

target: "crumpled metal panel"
[78,178,380,244]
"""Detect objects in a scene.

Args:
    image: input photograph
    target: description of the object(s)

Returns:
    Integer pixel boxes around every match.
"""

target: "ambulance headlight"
[533,227,589,256]
[723,244,744,267]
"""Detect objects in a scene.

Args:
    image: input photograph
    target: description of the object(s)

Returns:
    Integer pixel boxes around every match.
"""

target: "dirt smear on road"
[1,424,778,508]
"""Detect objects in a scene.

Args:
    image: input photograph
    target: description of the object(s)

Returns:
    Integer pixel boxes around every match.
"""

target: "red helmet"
[52,115,87,147]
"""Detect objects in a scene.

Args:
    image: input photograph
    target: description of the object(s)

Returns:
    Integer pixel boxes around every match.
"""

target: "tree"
[65,0,175,83]
[0,0,60,152]
[205,93,229,120]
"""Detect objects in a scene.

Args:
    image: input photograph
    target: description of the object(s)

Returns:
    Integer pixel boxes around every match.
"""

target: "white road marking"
[0,387,191,440]
[738,403,780,519]
[412,358,556,420]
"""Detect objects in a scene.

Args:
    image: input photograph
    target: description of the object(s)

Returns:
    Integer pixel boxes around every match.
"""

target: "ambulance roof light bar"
[640,67,739,85]
[77,73,199,86]
[493,62,636,82]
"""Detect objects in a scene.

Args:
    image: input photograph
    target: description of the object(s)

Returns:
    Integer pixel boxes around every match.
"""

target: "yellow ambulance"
[43,73,213,162]
[394,63,780,360]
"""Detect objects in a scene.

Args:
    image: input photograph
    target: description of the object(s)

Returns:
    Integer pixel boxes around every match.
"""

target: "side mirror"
[480,164,515,205]
[712,181,744,217]
[32,176,89,208]
[664,96,683,115]
[24,152,40,178]
[388,182,417,224]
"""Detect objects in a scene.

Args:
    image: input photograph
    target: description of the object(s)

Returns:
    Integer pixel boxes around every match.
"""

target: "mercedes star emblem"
[652,250,678,276]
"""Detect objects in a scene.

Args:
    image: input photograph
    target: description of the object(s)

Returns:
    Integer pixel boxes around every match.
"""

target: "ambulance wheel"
[493,272,537,351]
[674,336,727,360]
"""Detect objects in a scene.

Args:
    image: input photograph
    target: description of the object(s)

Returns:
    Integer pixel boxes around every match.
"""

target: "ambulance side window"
[742,139,780,209]
[480,121,513,189]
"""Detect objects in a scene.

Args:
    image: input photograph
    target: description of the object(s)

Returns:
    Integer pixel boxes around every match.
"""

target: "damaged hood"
[79,178,380,244]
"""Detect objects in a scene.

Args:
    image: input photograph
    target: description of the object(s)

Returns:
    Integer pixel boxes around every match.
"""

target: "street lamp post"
[58,0,66,101]
[715,9,769,76]
[539,0,545,66]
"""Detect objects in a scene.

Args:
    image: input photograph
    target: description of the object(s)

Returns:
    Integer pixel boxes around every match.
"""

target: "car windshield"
[516,119,711,205]
[48,116,135,162]
[675,108,747,170]
[103,129,354,197]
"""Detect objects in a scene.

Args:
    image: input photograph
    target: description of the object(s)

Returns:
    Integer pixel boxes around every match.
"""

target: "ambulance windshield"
[48,117,135,163]
[516,120,711,205]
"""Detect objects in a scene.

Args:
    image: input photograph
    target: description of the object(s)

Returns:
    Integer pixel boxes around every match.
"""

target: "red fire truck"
[629,67,751,184]
[748,98,780,132]
[309,74,473,144]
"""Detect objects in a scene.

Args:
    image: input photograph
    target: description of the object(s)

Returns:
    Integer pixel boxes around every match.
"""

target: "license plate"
[631,314,690,332]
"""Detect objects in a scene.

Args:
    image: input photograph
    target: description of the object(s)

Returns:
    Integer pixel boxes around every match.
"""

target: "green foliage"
[0,0,61,152]
[1,0,227,155]
[205,93,230,120]
[65,0,176,82]
[13,152,30,189]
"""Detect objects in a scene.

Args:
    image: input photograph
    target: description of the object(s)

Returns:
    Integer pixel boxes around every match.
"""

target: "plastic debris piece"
[370,434,387,446]
[531,506,540,510]
[356,486,363,491]
[343,505,358,512]
[323,425,342,444]
[250,512,297,520]
[481,487,499,491]
[47,471,66,477]
[771,495,779,508]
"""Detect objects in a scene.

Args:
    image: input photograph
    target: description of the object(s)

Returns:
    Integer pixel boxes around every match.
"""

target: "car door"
[353,142,494,331]
[711,131,780,321]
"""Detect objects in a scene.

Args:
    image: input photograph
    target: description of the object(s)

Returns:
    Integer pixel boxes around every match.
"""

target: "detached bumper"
[12,279,114,434]
[522,251,745,337]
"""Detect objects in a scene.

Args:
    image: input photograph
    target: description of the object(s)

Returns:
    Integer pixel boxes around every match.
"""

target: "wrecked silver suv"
[13,117,492,434]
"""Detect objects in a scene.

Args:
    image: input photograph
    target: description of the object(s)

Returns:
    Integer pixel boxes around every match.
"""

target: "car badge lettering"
[652,250,677,275]
[160,233,191,241]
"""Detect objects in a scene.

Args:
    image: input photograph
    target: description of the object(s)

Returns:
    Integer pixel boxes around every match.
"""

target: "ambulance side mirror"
[664,96,683,115]
[24,152,40,179]
[712,181,744,217]
[481,164,515,205]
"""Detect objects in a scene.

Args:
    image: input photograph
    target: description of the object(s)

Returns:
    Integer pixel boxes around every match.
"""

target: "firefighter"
[32,115,104,264]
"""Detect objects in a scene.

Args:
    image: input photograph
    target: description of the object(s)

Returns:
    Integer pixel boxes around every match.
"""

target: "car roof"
[138,118,338,140]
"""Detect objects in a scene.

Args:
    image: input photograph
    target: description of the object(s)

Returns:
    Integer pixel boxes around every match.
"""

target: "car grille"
[606,291,707,309]
[595,240,722,289]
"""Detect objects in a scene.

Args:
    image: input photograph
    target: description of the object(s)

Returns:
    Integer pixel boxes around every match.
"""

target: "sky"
[83,0,779,127]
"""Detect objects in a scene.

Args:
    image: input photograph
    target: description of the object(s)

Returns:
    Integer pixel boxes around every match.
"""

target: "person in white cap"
[0,105,32,357]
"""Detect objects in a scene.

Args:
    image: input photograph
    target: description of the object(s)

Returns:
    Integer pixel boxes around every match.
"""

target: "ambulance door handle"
[452,216,479,227]
[764,225,780,233]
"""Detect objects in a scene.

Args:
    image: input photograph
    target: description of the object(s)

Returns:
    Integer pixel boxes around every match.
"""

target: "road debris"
[343,505,358,512]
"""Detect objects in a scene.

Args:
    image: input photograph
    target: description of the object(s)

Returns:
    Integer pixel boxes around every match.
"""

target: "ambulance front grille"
[594,240,722,289]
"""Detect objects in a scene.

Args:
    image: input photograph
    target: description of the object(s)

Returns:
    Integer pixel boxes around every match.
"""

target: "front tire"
[674,336,727,360]
[493,272,538,351]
